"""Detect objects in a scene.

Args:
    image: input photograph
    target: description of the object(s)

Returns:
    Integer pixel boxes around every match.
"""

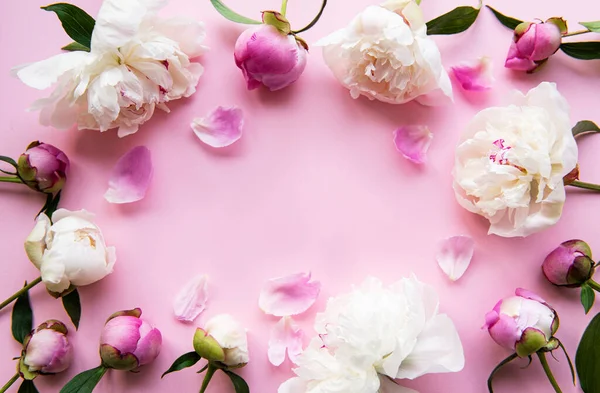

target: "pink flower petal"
[268,316,304,366]
[436,236,475,281]
[191,106,244,148]
[259,272,321,317]
[450,57,494,92]
[173,275,209,322]
[104,146,153,204]
[393,125,433,164]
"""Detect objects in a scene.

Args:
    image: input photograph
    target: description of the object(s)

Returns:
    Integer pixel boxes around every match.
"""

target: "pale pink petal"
[173,275,209,322]
[450,57,494,92]
[191,106,244,148]
[259,272,321,317]
[436,236,475,281]
[104,146,153,204]
[393,125,433,164]
[268,316,304,366]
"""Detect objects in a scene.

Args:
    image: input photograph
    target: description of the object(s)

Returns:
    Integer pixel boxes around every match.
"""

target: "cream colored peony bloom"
[16,0,207,137]
[25,209,116,294]
[453,82,578,237]
[316,0,452,105]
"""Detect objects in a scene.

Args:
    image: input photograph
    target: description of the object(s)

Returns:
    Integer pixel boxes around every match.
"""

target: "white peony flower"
[278,276,464,393]
[24,209,116,294]
[453,82,578,237]
[15,0,207,137]
[204,314,249,367]
[316,0,452,105]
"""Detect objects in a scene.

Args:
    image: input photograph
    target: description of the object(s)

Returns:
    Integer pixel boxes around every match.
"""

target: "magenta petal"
[173,275,209,323]
[104,146,153,204]
[488,313,520,350]
[132,327,162,366]
[268,316,304,366]
[259,272,321,317]
[393,125,433,164]
[515,288,546,303]
[450,57,494,92]
[436,235,475,281]
[191,106,244,148]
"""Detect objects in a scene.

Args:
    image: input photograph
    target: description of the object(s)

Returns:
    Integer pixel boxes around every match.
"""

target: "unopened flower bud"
[543,240,594,287]
[505,21,562,72]
[17,141,69,194]
[22,320,73,375]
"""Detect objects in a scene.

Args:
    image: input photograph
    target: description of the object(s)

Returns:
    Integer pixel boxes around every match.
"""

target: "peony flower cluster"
[279,276,464,393]
[453,82,578,237]
[16,0,207,137]
[317,0,452,105]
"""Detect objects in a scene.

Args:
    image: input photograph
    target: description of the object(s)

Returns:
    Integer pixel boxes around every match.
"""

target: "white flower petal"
[191,106,244,148]
[15,52,88,90]
[104,146,153,204]
[92,0,148,52]
[24,214,51,269]
[268,316,304,366]
[259,272,321,317]
[173,275,209,322]
[436,235,475,281]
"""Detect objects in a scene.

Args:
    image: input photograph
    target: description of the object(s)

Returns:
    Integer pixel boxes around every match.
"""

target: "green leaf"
[487,353,518,393]
[44,190,62,219]
[12,282,33,345]
[560,42,600,60]
[62,289,81,329]
[224,370,249,393]
[581,285,596,314]
[580,21,600,32]
[573,120,600,137]
[161,352,202,378]
[18,380,39,393]
[576,312,600,392]
[41,3,95,49]
[0,155,18,169]
[62,42,90,52]
[209,0,261,25]
[426,2,482,35]
[60,366,107,393]
[486,6,524,30]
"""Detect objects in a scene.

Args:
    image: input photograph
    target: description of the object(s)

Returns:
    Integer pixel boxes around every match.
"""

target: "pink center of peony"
[489,139,512,165]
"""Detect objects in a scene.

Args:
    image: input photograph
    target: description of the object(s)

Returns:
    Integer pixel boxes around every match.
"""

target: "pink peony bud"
[17,141,70,194]
[505,21,562,72]
[23,320,73,374]
[484,289,559,357]
[543,240,595,287]
[234,24,307,91]
[99,308,162,371]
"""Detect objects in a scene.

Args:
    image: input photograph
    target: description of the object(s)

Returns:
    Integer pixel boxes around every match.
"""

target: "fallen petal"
[268,316,304,366]
[393,125,433,164]
[259,272,321,317]
[104,146,153,204]
[450,57,494,92]
[436,236,475,281]
[191,106,244,148]
[173,275,209,322]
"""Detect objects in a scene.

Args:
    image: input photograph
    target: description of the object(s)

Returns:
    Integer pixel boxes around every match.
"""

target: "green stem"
[0,176,22,184]
[537,352,563,393]
[292,0,327,34]
[564,29,590,37]
[0,277,42,312]
[280,0,288,16]
[0,373,19,393]
[569,180,600,191]
[487,353,518,393]
[199,363,217,393]
[589,279,600,292]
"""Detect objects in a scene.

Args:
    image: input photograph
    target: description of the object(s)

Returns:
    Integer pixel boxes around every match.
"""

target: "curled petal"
[393,125,433,164]
[191,106,244,148]
[104,146,153,204]
[268,316,304,366]
[436,236,475,281]
[259,272,321,317]
[173,275,209,322]
[450,57,494,92]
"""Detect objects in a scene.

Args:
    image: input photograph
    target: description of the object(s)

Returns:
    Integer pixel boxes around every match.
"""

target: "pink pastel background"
[1,0,600,392]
